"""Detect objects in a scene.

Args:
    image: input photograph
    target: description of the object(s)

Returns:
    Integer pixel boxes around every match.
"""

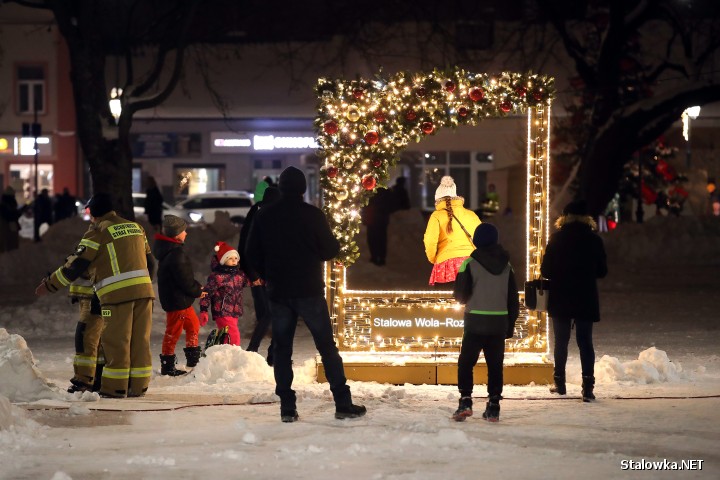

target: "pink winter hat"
[214,241,239,265]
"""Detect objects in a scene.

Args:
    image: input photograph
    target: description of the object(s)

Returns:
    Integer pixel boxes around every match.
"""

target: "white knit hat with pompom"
[435,176,458,201]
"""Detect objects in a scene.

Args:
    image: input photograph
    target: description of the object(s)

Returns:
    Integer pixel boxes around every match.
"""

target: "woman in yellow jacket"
[423,176,481,285]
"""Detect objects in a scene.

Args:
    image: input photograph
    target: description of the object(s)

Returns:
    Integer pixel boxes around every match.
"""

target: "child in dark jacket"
[153,215,204,376]
[452,223,519,422]
[199,241,251,346]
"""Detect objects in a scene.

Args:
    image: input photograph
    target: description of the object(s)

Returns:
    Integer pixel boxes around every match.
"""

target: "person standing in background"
[541,200,607,402]
[423,176,481,286]
[0,186,21,252]
[144,176,164,231]
[33,188,53,242]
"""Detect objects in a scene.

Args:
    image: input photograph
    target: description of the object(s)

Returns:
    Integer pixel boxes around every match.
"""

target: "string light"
[319,69,554,359]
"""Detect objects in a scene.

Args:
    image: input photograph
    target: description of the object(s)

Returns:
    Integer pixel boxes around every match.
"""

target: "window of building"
[174,166,225,197]
[17,65,46,115]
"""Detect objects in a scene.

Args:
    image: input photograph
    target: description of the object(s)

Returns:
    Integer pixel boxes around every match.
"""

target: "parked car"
[166,191,253,226]
[132,192,173,219]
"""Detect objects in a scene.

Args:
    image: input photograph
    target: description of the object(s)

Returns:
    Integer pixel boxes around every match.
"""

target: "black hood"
[279,166,307,195]
[470,244,510,275]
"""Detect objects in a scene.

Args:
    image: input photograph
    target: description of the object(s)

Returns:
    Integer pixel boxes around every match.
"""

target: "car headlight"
[189,212,203,223]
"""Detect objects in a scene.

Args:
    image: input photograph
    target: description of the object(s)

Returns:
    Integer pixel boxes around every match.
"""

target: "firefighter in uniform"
[35,193,156,398]
[67,274,106,393]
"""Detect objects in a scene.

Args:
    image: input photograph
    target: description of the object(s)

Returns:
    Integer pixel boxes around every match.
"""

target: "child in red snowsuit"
[199,241,251,346]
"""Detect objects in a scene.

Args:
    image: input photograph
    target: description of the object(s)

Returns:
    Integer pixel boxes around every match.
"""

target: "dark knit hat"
[279,166,307,195]
[262,186,280,204]
[563,200,588,216]
[473,223,498,247]
[85,193,113,217]
[162,214,187,237]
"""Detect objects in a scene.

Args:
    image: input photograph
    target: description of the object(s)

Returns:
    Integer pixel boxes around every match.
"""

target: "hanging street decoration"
[315,68,555,265]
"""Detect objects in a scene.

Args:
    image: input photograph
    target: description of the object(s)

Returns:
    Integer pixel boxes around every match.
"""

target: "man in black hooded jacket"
[246,166,366,423]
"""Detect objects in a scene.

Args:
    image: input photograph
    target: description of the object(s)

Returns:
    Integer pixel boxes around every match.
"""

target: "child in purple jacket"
[199,241,251,346]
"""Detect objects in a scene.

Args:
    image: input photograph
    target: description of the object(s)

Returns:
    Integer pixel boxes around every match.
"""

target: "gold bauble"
[346,109,361,122]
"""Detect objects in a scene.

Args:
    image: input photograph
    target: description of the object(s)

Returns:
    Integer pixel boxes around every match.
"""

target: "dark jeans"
[269,296,351,410]
[457,333,506,398]
[246,285,273,361]
[552,317,595,378]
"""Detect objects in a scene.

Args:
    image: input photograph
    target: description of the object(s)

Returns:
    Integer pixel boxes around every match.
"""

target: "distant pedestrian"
[199,241,251,346]
[239,186,280,365]
[423,176,481,286]
[0,186,21,252]
[144,176,164,231]
[452,223,519,422]
[362,187,395,266]
[33,188,53,241]
[55,187,77,221]
[390,176,411,211]
[541,200,607,402]
[246,166,366,422]
[154,215,204,376]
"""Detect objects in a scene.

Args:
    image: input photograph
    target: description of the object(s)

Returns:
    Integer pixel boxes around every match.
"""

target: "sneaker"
[481,401,500,422]
[452,396,473,422]
[335,404,367,420]
[281,409,299,423]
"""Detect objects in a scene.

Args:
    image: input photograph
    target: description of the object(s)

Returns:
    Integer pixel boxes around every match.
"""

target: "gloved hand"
[199,311,209,327]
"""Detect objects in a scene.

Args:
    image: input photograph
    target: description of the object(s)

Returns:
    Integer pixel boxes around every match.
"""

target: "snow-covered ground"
[1,212,719,480]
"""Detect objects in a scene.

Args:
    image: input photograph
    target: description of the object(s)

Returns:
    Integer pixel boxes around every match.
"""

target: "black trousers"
[457,333,506,398]
[552,317,595,378]
[269,296,351,410]
[367,222,388,264]
[246,285,273,361]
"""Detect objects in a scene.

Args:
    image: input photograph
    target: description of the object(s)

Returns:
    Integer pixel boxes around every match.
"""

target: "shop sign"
[211,131,318,153]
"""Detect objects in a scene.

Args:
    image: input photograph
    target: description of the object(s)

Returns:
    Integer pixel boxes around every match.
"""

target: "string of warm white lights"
[319,69,555,357]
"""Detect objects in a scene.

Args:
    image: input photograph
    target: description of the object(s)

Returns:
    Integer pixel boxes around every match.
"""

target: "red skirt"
[428,256,468,285]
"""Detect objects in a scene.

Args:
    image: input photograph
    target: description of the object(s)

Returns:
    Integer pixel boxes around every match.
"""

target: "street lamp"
[683,105,701,168]
[109,87,123,124]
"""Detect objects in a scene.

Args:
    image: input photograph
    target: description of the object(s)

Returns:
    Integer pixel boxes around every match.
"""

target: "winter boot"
[482,396,501,422]
[549,375,566,395]
[159,354,187,376]
[582,376,595,402]
[335,403,367,420]
[281,409,299,423]
[452,396,473,422]
[183,346,202,368]
[67,379,92,394]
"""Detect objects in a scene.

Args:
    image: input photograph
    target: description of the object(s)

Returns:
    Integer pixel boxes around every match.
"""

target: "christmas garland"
[315,68,555,266]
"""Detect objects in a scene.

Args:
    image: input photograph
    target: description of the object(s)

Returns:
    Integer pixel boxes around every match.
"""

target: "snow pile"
[595,347,685,384]
[602,215,720,265]
[189,345,275,384]
[0,394,42,447]
[0,329,58,402]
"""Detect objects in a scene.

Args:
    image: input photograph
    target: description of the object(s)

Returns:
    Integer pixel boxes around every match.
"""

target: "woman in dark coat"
[540,200,607,402]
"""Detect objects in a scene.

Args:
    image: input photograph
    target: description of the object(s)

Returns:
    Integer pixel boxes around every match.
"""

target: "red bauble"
[323,120,338,135]
[421,121,434,134]
[416,87,427,97]
[500,101,513,112]
[362,175,377,190]
[372,158,383,168]
[458,106,469,117]
[364,131,380,145]
[515,86,527,96]
[326,166,338,178]
[445,80,456,92]
[405,109,417,121]
[352,88,364,99]
[469,87,484,102]
[374,111,386,122]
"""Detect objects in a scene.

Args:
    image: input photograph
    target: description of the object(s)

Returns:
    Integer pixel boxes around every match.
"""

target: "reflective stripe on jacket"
[47,211,155,304]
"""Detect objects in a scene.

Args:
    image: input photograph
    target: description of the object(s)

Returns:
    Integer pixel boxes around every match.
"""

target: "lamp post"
[683,105,701,168]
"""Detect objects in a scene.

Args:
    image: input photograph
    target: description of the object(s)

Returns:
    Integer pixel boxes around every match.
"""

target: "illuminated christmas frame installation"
[316,68,553,382]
